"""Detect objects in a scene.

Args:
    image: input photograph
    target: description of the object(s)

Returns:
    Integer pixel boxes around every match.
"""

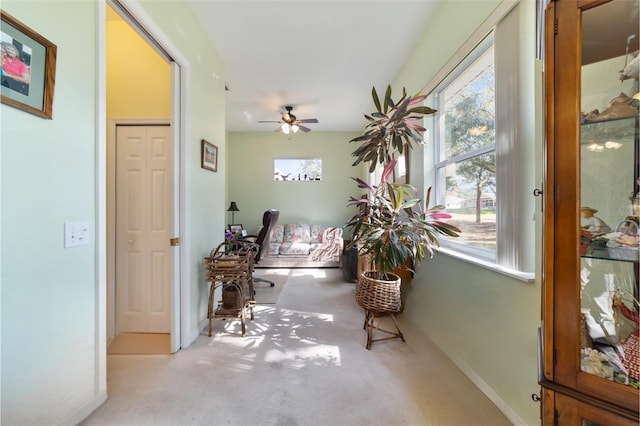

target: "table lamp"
[227,201,239,224]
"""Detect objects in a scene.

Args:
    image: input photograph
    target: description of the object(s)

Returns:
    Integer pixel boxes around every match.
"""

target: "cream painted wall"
[107,9,171,118]
[394,1,541,424]
[1,0,226,424]
[227,131,365,235]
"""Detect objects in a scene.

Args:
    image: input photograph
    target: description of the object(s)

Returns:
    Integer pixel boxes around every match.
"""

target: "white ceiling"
[186,1,441,132]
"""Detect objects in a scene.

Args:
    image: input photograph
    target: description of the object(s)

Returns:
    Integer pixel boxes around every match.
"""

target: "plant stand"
[363,310,405,350]
[356,271,405,349]
[204,248,255,337]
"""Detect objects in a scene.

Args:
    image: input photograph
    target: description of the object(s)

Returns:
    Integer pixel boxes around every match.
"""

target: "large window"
[435,34,496,257]
[426,3,535,277]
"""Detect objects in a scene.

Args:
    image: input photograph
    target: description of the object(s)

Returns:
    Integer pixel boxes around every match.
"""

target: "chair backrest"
[254,209,279,262]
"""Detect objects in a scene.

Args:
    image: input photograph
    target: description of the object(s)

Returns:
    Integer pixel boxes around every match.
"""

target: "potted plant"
[346,85,461,319]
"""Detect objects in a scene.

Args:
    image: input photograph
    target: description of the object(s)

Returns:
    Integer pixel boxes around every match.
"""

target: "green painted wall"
[394,1,541,424]
[1,1,100,424]
[227,131,365,234]
[1,0,226,423]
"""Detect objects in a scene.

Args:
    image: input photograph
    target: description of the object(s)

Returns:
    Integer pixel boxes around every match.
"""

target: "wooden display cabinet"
[541,0,640,424]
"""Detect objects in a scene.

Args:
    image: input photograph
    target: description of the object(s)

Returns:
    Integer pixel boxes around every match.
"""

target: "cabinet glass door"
[579,0,639,390]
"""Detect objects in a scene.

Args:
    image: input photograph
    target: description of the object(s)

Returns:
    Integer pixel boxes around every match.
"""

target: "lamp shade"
[227,201,239,212]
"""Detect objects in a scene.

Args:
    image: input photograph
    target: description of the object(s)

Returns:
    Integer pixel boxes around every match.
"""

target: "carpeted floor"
[82,268,511,426]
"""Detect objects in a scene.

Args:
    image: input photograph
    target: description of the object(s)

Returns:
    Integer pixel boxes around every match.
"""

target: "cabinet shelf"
[582,248,639,263]
[581,115,638,145]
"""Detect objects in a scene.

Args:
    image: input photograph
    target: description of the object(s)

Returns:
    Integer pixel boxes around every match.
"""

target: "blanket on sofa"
[308,227,343,262]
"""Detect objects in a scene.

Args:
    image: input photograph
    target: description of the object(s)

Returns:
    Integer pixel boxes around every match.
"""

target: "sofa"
[255,223,344,268]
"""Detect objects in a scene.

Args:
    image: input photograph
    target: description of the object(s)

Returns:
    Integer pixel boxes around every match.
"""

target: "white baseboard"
[59,391,108,426]
[427,333,527,426]
[180,317,214,349]
[196,319,209,338]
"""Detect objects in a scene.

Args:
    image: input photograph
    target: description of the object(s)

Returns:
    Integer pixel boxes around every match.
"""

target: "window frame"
[433,31,497,263]
[421,1,535,280]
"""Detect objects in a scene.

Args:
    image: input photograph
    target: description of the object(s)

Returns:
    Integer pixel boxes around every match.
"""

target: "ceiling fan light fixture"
[259,106,317,133]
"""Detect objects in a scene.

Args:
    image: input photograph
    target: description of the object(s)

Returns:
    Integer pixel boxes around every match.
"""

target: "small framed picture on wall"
[201,139,218,172]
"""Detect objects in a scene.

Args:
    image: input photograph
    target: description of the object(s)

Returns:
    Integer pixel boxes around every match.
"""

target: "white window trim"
[438,247,535,282]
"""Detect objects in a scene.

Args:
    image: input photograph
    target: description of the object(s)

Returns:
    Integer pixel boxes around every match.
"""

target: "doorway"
[105,1,183,354]
[108,124,173,354]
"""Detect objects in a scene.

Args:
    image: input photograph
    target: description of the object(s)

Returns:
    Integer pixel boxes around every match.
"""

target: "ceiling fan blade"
[298,125,311,132]
[273,127,281,132]
[258,120,282,123]
[298,118,318,123]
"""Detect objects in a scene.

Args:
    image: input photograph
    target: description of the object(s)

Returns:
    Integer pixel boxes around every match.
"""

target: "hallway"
[82,269,512,426]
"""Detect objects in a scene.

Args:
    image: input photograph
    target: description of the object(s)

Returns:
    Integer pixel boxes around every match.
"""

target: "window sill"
[437,247,536,283]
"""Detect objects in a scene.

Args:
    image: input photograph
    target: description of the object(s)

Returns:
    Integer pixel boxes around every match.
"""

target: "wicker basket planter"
[356,271,402,313]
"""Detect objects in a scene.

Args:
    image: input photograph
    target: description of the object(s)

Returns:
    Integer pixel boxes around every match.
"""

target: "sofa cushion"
[284,223,310,243]
[279,242,311,255]
[270,224,284,243]
[267,242,280,256]
[310,224,325,243]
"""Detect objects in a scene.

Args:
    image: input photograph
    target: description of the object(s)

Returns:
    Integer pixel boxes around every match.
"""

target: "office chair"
[240,209,279,287]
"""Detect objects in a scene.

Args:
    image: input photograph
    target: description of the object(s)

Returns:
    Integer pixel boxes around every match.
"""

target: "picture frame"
[228,224,243,235]
[201,139,218,172]
[1,10,57,119]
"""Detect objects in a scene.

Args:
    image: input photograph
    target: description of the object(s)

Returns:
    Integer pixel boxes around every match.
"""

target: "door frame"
[100,0,192,358]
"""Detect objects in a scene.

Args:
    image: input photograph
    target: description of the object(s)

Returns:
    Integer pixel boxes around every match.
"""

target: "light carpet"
[107,333,171,355]
[83,268,511,426]
[252,268,289,304]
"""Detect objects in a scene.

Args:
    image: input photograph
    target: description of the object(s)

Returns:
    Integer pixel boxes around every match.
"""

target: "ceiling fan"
[258,106,318,134]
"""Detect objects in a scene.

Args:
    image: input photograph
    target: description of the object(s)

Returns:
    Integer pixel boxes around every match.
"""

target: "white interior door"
[115,124,173,333]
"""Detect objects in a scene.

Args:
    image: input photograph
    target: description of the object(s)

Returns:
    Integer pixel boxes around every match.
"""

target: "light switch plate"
[64,222,90,248]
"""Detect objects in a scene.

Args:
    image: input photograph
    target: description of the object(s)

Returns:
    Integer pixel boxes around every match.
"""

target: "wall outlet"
[64,222,90,248]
